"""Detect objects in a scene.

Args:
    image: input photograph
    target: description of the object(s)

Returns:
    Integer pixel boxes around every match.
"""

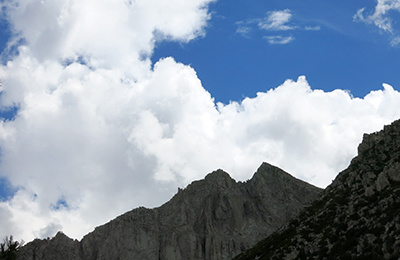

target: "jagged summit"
[178,168,236,196]
[234,119,400,260]
[20,119,399,260]
[330,118,400,191]
[17,163,322,260]
[203,168,236,187]
[251,162,310,185]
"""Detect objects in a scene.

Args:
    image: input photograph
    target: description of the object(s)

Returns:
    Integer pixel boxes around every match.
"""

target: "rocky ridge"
[234,119,400,260]
[17,163,322,260]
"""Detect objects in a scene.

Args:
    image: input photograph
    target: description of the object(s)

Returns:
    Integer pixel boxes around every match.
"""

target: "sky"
[0,0,400,242]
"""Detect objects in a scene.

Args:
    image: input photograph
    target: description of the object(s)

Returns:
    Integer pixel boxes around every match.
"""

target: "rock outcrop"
[17,163,322,260]
[234,119,400,260]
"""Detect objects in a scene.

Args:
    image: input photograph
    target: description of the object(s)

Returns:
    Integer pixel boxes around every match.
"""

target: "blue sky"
[1,0,400,241]
[152,0,400,103]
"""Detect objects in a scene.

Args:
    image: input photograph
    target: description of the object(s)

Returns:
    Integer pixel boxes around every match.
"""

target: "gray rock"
[16,232,82,260]
[17,163,322,260]
[234,119,400,260]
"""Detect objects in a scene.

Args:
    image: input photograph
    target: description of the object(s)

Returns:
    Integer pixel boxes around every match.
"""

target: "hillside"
[16,163,321,260]
[234,119,400,260]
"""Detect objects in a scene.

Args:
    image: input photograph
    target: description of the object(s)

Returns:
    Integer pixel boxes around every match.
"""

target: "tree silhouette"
[0,236,24,260]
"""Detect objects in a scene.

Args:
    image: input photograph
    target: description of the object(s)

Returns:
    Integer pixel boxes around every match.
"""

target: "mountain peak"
[181,169,236,194]
[204,168,235,186]
[234,119,400,260]
[252,162,295,181]
[248,162,321,200]
[17,163,321,260]
[358,119,400,156]
[330,119,400,191]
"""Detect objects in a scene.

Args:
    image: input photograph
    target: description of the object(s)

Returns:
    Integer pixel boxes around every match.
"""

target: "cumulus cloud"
[0,0,400,244]
[1,0,214,67]
[354,0,400,46]
[0,0,217,241]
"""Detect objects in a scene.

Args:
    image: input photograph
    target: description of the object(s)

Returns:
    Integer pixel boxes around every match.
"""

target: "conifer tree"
[0,236,24,260]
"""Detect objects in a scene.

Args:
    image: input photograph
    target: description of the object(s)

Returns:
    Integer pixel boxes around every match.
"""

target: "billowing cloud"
[0,0,400,245]
[0,0,217,241]
[1,0,214,67]
[354,0,400,45]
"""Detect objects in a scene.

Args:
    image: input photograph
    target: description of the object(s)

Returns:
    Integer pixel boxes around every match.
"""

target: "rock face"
[17,163,322,260]
[234,119,400,260]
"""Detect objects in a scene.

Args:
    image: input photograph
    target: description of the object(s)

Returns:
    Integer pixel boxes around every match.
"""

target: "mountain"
[233,119,400,260]
[16,163,322,260]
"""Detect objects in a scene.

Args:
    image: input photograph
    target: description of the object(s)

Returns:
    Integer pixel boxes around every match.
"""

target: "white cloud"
[264,35,294,44]
[236,9,320,44]
[305,26,321,31]
[390,36,400,45]
[259,9,295,31]
[1,0,214,67]
[0,0,400,245]
[235,21,252,37]
[354,0,400,45]
[0,0,217,242]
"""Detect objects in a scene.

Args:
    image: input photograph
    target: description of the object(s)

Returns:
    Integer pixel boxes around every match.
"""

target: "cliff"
[234,119,400,260]
[17,163,322,260]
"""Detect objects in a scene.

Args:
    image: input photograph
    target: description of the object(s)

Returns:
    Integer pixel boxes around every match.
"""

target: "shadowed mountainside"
[234,119,400,260]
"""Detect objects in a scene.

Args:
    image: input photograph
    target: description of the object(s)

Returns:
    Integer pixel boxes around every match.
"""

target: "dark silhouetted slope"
[234,119,400,260]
